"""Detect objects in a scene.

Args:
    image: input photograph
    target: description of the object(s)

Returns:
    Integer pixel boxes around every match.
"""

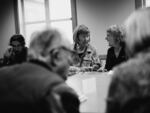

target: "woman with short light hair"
[104,24,127,71]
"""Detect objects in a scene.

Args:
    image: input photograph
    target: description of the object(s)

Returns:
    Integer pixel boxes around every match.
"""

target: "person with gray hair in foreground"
[106,7,150,113]
[0,28,80,113]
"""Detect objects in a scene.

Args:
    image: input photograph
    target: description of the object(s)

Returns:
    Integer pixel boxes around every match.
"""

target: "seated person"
[104,25,128,71]
[2,34,27,66]
[69,24,101,75]
[0,28,80,113]
[106,7,150,113]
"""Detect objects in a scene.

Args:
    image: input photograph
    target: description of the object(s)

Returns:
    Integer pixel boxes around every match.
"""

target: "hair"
[106,8,150,113]
[73,24,90,44]
[9,34,25,46]
[125,7,150,57]
[106,60,150,113]
[107,24,125,46]
[28,28,64,60]
[73,24,90,51]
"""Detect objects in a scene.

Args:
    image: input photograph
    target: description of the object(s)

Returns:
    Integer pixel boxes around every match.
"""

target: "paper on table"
[82,77,97,94]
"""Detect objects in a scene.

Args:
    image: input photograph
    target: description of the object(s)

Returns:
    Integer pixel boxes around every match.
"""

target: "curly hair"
[107,24,125,46]
[125,7,150,57]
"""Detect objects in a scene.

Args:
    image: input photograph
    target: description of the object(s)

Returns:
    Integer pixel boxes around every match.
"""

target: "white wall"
[76,0,135,54]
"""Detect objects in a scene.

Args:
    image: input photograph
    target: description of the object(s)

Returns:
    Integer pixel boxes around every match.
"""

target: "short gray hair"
[28,28,63,60]
[125,7,150,57]
[107,24,125,45]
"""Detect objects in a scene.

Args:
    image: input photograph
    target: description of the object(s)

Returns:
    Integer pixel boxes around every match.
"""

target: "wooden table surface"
[66,72,112,113]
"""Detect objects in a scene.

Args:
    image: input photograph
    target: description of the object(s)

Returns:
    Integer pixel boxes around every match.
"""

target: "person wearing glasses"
[0,28,80,113]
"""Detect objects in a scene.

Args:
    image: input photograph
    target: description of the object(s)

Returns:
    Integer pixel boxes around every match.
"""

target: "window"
[135,0,150,9]
[18,0,77,46]
[145,0,150,7]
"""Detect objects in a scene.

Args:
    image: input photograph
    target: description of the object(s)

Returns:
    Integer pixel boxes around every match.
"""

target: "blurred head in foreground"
[106,7,150,113]
[125,7,150,58]
[29,27,74,80]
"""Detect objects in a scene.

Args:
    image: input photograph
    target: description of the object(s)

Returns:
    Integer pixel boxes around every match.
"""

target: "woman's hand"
[4,48,14,58]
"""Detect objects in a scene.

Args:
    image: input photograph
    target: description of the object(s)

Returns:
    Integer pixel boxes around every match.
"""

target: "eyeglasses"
[50,46,77,57]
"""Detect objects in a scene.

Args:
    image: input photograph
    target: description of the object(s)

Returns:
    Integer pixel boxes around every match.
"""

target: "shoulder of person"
[52,83,78,96]
[108,47,114,51]
[112,55,149,81]
[50,82,80,113]
[87,44,98,53]
[88,44,95,49]
[106,47,114,55]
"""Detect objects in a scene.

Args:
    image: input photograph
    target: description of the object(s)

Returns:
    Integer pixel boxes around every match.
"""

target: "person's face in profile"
[78,33,90,46]
[51,46,74,80]
[11,41,24,53]
[106,32,116,47]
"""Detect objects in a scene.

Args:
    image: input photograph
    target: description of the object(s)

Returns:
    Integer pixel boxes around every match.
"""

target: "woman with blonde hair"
[104,24,127,71]
[72,24,101,71]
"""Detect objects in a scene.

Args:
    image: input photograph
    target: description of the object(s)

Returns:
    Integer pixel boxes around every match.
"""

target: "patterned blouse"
[72,44,101,68]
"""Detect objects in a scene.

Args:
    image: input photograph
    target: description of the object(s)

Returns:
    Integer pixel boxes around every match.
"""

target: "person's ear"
[50,49,61,67]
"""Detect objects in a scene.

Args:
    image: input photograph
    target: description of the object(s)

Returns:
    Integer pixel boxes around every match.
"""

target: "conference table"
[66,72,112,113]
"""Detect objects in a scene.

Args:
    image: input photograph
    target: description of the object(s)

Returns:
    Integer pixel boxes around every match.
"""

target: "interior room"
[0,0,149,113]
[0,0,142,57]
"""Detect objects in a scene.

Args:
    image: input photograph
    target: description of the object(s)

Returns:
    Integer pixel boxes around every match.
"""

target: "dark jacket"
[105,46,127,71]
[0,60,80,113]
[2,47,28,66]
